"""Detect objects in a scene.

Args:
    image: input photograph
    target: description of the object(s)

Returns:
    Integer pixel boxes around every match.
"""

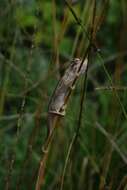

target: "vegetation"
[0,0,127,189]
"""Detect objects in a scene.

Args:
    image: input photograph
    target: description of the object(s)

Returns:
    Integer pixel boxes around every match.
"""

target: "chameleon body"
[47,58,88,136]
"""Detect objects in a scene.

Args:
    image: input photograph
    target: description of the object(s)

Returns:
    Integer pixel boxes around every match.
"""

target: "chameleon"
[47,58,88,136]
[35,58,88,190]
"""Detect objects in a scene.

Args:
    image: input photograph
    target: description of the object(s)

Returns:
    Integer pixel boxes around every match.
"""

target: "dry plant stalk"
[35,58,88,190]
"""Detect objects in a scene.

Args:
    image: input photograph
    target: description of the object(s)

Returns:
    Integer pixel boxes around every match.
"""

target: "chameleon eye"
[70,62,75,68]
[70,63,77,71]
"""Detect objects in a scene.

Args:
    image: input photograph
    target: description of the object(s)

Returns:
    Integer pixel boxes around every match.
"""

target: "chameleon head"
[70,58,81,71]
[72,58,80,64]
[71,58,88,74]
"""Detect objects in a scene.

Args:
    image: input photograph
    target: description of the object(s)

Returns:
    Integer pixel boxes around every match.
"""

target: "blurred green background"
[0,0,127,189]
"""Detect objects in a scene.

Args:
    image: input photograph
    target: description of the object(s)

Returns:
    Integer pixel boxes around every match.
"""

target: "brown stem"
[35,115,59,190]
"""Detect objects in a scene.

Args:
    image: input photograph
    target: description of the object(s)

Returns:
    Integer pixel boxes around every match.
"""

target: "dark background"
[0,0,127,189]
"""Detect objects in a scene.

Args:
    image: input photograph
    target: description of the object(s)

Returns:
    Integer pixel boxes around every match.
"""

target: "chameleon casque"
[47,58,88,136]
